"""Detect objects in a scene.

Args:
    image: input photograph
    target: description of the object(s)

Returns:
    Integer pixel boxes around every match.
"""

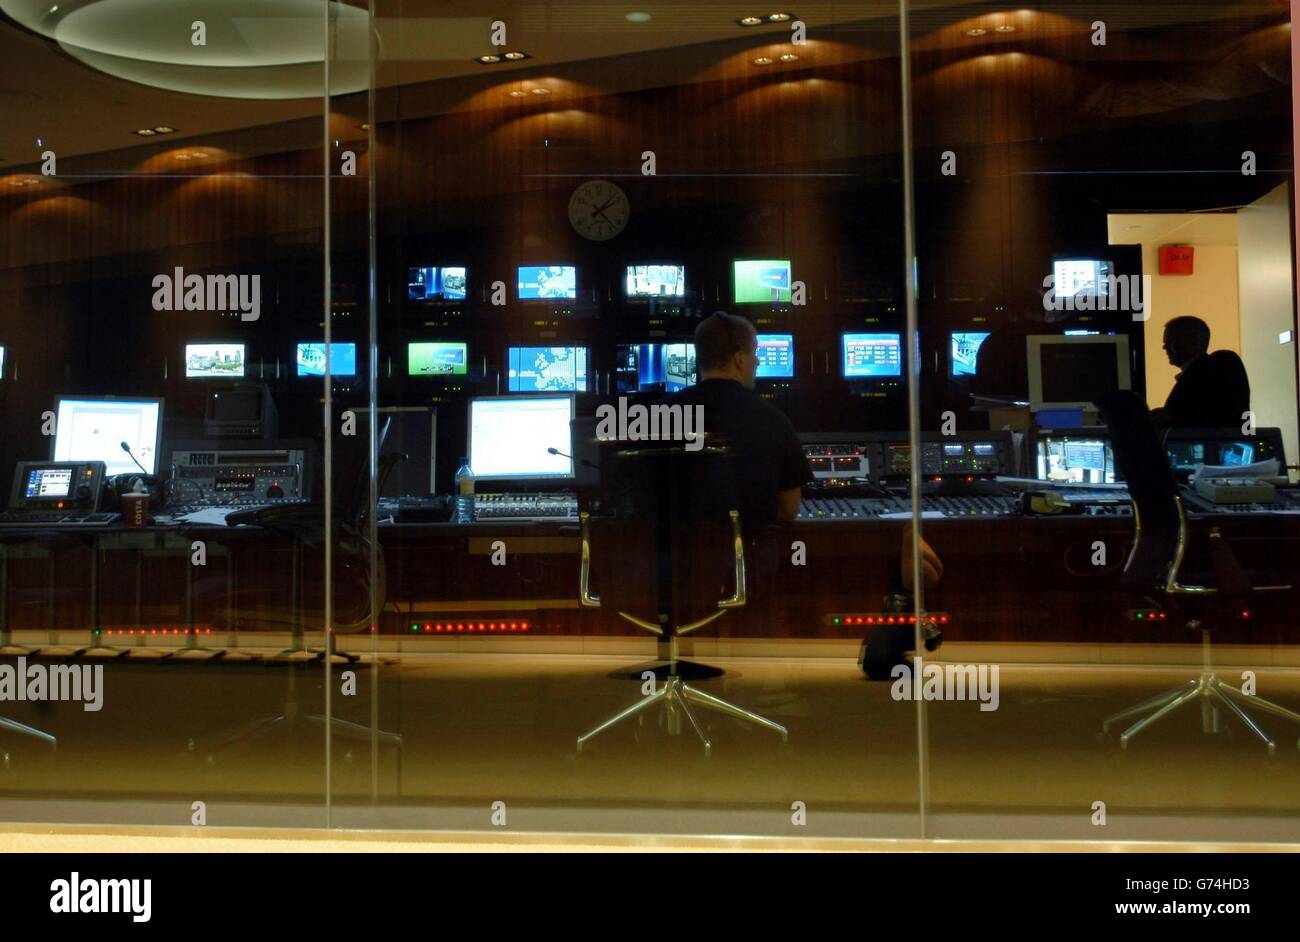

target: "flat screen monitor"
[625,264,685,299]
[1027,335,1130,410]
[185,342,245,379]
[296,342,357,378]
[408,265,467,302]
[469,395,575,481]
[841,333,902,378]
[0,346,6,378]
[507,346,588,393]
[950,331,990,377]
[756,334,794,379]
[614,343,696,393]
[517,265,576,301]
[1053,259,1112,304]
[733,259,792,303]
[52,396,163,476]
[1035,434,1116,485]
[408,342,468,377]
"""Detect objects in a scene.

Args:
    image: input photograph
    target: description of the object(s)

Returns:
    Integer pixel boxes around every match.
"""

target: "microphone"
[120,441,149,476]
[548,446,598,471]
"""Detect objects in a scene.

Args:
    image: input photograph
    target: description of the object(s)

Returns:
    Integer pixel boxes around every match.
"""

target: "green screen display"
[733,259,792,303]
[408,342,468,376]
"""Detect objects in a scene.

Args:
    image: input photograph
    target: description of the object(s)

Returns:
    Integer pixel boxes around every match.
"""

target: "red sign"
[1158,245,1195,275]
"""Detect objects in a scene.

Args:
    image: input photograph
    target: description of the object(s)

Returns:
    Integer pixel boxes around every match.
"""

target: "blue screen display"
[517,266,577,301]
[408,266,467,302]
[756,334,794,379]
[842,333,901,378]
[615,343,696,393]
[508,347,589,393]
[950,331,990,377]
[296,343,357,377]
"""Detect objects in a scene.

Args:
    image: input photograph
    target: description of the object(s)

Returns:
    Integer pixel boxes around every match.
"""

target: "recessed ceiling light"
[625,11,651,22]
[359,123,370,130]
[48,5,58,12]
[779,53,799,62]
[154,126,177,134]
[503,51,528,60]
[134,128,158,136]
[508,90,527,97]
[6,177,39,187]
[753,56,773,65]
[476,55,502,64]
[530,87,550,95]
[995,25,1016,33]
[767,12,792,21]
[966,28,987,37]
[738,16,763,26]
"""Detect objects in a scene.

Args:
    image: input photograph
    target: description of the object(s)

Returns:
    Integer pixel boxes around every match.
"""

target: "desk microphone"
[547,446,598,471]
[120,441,149,476]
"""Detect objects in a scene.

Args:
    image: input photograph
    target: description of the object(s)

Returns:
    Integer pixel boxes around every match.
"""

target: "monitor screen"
[950,331,990,377]
[469,396,575,480]
[407,265,467,302]
[1028,335,1130,409]
[25,466,73,499]
[52,397,162,476]
[1166,439,1257,472]
[507,347,588,393]
[185,342,245,379]
[0,346,6,378]
[615,343,696,393]
[1053,259,1111,303]
[1035,435,1116,485]
[842,333,902,378]
[756,334,794,379]
[626,264,685,299]
[733,259,792,303]
[296,342,357,377]
[517,265,577,301]
[408,342,468,377]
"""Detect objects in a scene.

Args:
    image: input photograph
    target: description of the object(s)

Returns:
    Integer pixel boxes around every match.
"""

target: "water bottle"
[454,457,475,524]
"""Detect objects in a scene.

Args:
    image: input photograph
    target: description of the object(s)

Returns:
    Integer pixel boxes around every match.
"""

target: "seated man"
[1150,315,1250,431]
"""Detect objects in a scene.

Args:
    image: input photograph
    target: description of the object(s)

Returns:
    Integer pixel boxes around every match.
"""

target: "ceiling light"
[966,28,987,37]
[753,56,773,65]
[779,53,799,62]
[359,123,370,130]
[767,12,791,21]
[6,177,39,187]
[134,128,158,136]
[625,11,650,22]
[508,90,527,97]
[530,87,549,95]
[737,16,763,26]
[153,126,176,133]
[503,51,528,60]
[476,55,502,64]
[995,25,1016,33]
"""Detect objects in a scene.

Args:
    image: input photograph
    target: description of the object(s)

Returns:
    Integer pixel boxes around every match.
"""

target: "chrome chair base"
[1103,673,1300,756]
[577,674,787,757]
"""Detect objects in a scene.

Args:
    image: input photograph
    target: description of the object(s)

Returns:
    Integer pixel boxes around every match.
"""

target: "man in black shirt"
[1150,316,1251,430]
[669,311,810,526]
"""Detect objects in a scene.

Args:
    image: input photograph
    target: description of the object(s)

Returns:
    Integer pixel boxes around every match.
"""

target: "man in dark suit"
[1150,316,1251,430]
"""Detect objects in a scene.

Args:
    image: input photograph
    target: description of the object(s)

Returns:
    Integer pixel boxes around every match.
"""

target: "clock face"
[568,180,629,241]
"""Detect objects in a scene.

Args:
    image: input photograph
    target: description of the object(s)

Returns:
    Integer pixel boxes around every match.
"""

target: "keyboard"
[796,495,1021,520]
[165,498,312,516]
[0,511,120,527]
[472,493,579,522]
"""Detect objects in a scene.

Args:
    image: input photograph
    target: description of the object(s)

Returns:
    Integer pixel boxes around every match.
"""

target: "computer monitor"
[408,342,468,377]
[296,342,357,377]
[469,395,575,481]
[407,265,467,302]
[614,343,696,393]
[1053,259,1112,305]
[841,333,902,378]
[950,331,990,377]
[733,259,792,304]
[1034,433,1116,485]
[517,265,576,301]
[507,346,588,393]
[185,342,245,379]
[625,264,685,299]
[1164,428,1286,475]
[52,396,163,476]
[1027,335,1131,411]
[756,334,794,379]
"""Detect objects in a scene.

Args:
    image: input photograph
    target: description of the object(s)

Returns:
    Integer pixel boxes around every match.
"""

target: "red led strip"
[410,620,531,634]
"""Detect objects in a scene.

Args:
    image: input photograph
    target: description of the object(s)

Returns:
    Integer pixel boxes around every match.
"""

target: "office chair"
[1097,391,1300,754]
[576,439,788,756]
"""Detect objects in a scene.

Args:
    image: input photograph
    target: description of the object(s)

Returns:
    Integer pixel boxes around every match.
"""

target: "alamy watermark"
[890,656,1000,711]
[595,397,705,451]
[1043,272,1150,321]
[151,267,261,321]
[50,873,150,922]
[0,657,103,711]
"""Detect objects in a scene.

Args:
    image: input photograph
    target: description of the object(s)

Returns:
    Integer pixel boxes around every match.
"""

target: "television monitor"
[1164,428,1286,475]
[408,265,468,302]
[625,264,685,299]
[614,343,696,393]
[296,342,357,378]
[0,346,6,378]
[841,333,902,378]
[507,346,588,393]
[52,396,163,476]
[408,342,468,377]
[756,334,794,379]
[733,259,792,304]
[1034,433,1117,485]
[185,342,245,379]
[950,331,990,377]
[517,265,576,301]
[469,395,575,481]
[1053,259,1111,305]
[1026,335,1131,411]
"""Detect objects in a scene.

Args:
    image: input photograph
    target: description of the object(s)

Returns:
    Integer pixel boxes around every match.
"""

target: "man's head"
[1162,316,1211,368]
[694,311,758,388]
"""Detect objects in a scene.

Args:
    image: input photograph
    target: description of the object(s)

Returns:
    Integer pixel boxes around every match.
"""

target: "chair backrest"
[1095,390,1180,592]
